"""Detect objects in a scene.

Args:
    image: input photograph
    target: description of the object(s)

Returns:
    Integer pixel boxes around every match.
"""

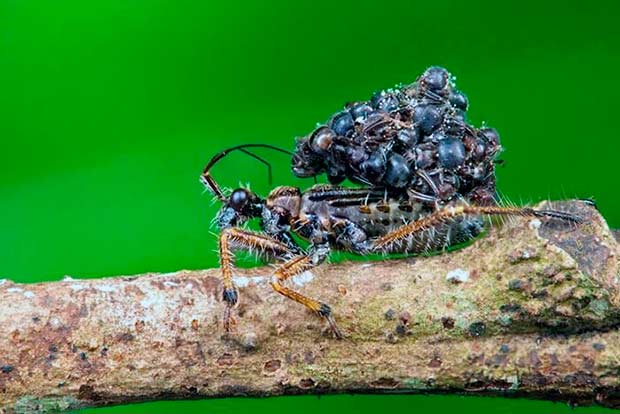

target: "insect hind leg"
[269,244,343,339]
[371,204,581,252]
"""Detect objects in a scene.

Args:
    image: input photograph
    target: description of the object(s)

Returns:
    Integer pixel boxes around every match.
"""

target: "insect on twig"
[201,145,582,339]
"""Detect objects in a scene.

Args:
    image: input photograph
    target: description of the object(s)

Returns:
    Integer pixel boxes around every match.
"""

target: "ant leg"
[218,227,295,332]
[372,203,582,251]
[269,245,343,339]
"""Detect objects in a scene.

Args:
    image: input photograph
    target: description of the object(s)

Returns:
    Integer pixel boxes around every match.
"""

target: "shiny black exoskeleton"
[292,66,502,207]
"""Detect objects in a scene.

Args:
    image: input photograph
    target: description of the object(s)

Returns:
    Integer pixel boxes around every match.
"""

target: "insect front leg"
[218,227,296,333]
[269,243,344,339]
[371,203,582,252]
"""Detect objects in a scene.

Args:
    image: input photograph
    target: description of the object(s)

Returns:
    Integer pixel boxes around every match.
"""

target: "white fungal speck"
[70,284,85,291]
[185,283,194,290]
[139,290,168,324]
[96,285,117,293]
[506,375,520,390]
[529,219,542,230]
[50,317,62,329]
[163,281,179,288]
[291,271,314,287]
[62,275,75,281]
[446,268,469,284]
[361,263,373,268]
[23,291,35,298]
[233,276,251,288]
[227,272,314,288]
[140,292,160,308]
[7,287,23,293]
[0,279,7,286]
[233,274,267,287]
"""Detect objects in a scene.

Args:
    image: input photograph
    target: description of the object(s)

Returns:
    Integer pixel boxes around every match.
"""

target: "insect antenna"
[237,148,274,185]
[201,143,293,201]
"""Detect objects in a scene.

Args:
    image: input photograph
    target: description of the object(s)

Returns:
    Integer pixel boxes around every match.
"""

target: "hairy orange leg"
[218,227,293,332]
[270,254,343,339]
[372,204,581,251]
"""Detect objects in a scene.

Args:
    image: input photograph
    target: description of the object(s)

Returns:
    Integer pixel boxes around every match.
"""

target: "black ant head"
[217,187,264,229]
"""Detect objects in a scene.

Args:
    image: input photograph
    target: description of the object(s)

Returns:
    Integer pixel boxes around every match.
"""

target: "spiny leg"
[218,227,294,332]
[270,247,343,339]
[372,204,582,251]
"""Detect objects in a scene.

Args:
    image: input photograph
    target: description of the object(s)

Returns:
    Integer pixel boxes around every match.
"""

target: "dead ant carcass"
[292,66,501,207]
[201,145,581,339]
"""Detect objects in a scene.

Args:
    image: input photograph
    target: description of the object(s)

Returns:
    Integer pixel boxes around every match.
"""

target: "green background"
[1,0,619,412]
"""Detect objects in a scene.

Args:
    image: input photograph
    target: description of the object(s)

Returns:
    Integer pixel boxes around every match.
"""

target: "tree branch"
[1,200,620,413]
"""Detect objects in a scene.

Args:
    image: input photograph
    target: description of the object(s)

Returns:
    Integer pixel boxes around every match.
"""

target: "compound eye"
[229,188,250,211]
[310,127,335,153]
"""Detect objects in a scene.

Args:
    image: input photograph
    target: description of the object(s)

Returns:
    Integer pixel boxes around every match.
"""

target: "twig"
[1,200,619,413]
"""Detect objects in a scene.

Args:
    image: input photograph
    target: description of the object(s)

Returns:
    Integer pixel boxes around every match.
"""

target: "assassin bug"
[201,145,581,339]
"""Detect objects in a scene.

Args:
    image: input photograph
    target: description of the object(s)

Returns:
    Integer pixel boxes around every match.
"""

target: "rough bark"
[1,200,620,413]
